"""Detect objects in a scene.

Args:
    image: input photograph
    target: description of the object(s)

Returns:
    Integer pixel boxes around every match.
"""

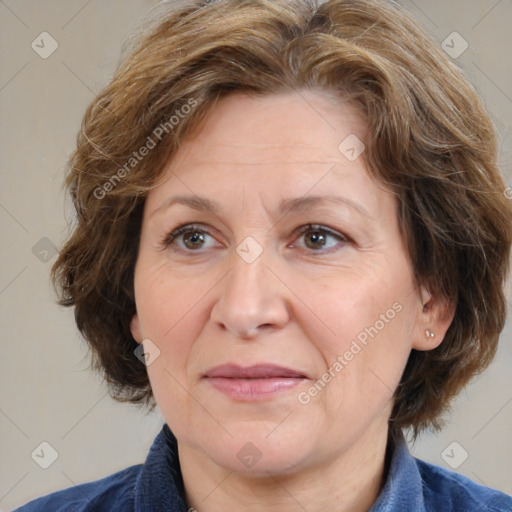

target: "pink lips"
[203,364,308,401]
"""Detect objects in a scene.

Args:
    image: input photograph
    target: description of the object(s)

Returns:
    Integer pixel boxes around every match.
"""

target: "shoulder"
[13,464,142,512]
[416,457,512,512]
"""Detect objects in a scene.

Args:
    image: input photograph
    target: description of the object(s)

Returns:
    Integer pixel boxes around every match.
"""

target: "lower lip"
[205,377,305,401]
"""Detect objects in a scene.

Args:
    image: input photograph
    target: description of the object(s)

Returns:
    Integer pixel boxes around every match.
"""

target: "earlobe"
[413,286,455,351]
[130,314,143,344]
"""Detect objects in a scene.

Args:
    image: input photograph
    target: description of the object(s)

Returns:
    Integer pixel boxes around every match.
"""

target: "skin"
[130,91,454,512]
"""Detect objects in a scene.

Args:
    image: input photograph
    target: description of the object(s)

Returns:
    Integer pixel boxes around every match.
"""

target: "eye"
[160,224,219,251]
[160,223,349,254]
[291,224,349,252]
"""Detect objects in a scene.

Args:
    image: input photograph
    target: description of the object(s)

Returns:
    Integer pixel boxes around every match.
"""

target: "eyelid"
[292,224,348,241]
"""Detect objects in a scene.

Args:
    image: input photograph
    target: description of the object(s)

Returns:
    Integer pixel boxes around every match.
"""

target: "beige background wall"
[1,1,511,509]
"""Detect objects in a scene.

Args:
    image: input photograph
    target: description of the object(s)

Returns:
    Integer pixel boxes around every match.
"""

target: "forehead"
[146,90,394,221]
[176,91,367,164]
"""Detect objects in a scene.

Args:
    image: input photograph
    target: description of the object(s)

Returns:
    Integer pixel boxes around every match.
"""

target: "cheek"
[134,266,207,369]
[137,272,209,424]
[297,264,416,405]
[299,265,411,355]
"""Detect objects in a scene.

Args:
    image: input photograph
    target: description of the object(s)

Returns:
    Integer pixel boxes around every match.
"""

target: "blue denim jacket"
[14,424,512,511]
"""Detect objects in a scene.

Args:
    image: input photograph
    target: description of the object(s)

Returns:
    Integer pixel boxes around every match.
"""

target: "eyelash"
[159,223,350,254]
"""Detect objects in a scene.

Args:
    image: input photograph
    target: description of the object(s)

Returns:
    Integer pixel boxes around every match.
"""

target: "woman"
[16,0,512,510]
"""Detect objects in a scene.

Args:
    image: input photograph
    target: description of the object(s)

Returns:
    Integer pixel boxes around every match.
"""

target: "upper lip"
[203,364,309,379]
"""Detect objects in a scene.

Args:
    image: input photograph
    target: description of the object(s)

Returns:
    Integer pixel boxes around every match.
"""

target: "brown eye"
[304,230,328,249]
[162,224,218,251]
[294,224,348,252]
[182,230,206,249]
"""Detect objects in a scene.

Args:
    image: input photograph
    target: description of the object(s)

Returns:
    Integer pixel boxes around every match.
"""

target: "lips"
[203,364,309,401]
[203,364,308,379]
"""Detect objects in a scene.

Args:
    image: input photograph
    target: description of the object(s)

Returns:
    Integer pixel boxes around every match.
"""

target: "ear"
[412,285,455,351]
[130,313,143,344]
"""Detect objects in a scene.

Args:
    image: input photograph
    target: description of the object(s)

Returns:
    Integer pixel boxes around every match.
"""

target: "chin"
[199,424,317,477]
[216,444,309,477]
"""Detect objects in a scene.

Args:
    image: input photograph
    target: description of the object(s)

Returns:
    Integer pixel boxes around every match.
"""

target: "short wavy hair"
[52,0,512,436]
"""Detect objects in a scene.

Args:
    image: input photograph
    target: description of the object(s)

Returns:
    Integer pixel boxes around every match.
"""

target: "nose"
[210,247,290,339]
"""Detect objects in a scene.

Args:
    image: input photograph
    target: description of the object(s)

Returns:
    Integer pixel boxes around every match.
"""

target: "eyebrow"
[150,194,370,219]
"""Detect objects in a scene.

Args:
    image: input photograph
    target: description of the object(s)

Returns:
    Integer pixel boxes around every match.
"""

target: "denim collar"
[134,423,188,512]
[369,429,425,511]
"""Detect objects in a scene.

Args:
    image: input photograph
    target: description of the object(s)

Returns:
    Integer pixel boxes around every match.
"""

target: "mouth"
[203,364,310,401]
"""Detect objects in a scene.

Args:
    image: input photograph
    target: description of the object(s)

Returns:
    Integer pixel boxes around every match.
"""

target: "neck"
[179,420,391,512]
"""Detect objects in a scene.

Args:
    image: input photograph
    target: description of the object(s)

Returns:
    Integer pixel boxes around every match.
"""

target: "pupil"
[308,231,325,248]
[185,232,203,248]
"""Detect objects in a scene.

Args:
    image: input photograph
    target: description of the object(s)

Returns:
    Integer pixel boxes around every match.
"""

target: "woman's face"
[131,91,436,476]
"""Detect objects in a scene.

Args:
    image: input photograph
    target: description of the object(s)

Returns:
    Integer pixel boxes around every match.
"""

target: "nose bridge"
[229,250,266,302]
[211,242,289,337]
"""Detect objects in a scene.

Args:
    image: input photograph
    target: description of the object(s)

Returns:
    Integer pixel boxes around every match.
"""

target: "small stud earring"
[425,329,435,338]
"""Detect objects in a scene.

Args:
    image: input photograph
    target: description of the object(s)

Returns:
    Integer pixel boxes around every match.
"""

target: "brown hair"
[52,0,512,436]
